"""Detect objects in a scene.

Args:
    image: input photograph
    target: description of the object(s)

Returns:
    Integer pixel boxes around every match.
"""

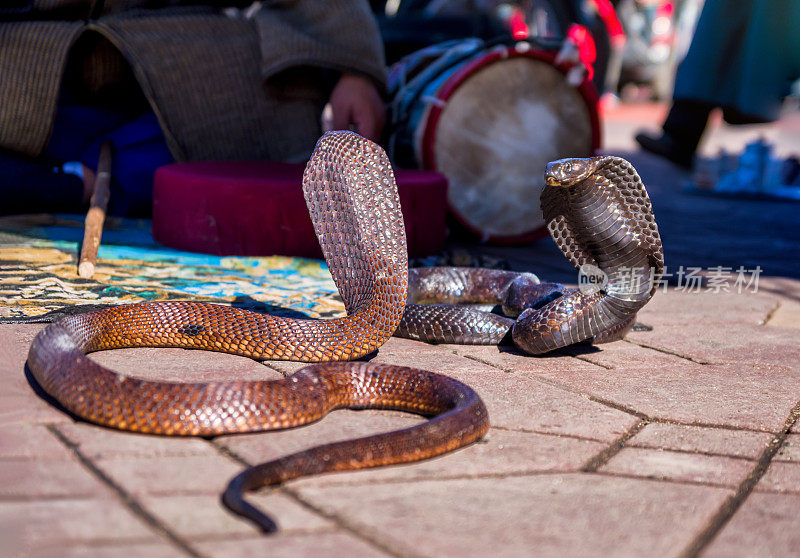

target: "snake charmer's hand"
[328,73,386,142]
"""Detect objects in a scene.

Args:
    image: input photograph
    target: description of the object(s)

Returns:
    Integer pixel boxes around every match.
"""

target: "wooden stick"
[78,141,113,279]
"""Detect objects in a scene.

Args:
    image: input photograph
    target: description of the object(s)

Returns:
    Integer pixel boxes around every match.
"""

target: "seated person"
[0,0,386,216]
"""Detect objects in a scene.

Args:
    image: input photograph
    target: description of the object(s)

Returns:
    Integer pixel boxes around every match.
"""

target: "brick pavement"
[1,103,798,557]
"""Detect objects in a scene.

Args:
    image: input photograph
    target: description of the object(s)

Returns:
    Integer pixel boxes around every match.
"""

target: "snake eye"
[563,162,573,173]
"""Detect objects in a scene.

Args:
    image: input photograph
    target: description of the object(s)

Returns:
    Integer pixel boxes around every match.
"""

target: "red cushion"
[152,161,448,258]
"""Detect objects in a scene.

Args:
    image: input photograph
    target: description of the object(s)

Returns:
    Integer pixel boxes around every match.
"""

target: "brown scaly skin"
[395,156,663,354]
[398,267,563,345]
[222,362,488,532]
[26,132,489,532]
[513,156,663,353]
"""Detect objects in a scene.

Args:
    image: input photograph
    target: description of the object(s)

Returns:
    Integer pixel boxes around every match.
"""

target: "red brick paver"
[599,447,754,487]
[138,493,333,539]
[703,492,800,557]
[628,423,773,458]
[0,499,157,556]
[756,461,800,494]
[775,433,800,462]
[294,474,731,558]
[194,532,390,558]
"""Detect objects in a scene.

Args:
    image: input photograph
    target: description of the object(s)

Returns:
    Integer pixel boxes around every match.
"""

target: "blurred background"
[1,0,798,280]
[372,0,706,104]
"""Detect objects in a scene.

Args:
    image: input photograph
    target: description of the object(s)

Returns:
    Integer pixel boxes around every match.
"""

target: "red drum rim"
[419,46,602,245]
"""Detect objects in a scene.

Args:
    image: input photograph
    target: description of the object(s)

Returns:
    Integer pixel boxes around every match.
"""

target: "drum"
[388,38,601,244]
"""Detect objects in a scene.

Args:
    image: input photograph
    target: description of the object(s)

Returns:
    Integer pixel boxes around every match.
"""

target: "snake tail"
[221,362,488,532]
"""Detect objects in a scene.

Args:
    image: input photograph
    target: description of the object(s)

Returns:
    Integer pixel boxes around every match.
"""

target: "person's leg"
[661,100,713,147]
[634,0,732,168]
[635,99,712,168]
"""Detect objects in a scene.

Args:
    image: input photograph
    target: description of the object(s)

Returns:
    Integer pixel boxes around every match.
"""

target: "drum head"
[421,52,597,243]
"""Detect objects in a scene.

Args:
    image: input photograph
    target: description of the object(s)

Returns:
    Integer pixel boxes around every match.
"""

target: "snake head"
[544,157,602,188]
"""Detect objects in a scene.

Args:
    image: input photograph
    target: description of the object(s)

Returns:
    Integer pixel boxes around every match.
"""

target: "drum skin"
[388,39,601,244]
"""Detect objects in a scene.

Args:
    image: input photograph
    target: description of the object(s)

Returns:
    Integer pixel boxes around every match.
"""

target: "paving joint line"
[45,424,202,558]
[277,469,584,490]
[281,486,425,558]
[206,438,410,558]
[207,438,251,467]
[459,351,652,420]
[476,418,772,438]
[261,362,292,377]
[581,420,648,472]
[458,348,778,434]
[526,374,652,420]
[0,493,142,503]
[453,348,611,372]
[759,300,781,326]
[651,418,775,434]
[488,424,610,444]
[623,339,713,365]
[569,354,614,370]
[46,536,174,550]
[745,485,800,496]
[678,400,800,558]
[622,444,761,463]
[179,526,341,544]
[588,470,739,491]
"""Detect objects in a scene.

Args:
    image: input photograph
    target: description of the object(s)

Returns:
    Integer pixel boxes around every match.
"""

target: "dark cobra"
[26,132,489,532]
[396,156,663,354]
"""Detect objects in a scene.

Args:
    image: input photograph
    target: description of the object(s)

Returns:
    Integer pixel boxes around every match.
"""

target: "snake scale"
[26,132,489,532]
[397,156,663,353]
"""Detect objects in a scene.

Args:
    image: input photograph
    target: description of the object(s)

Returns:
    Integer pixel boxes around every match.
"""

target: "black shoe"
[635,132,694,169]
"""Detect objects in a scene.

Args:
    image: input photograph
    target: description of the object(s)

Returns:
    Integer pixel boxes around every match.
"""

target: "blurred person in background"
[634,0,800,169]
[0,1,386,216]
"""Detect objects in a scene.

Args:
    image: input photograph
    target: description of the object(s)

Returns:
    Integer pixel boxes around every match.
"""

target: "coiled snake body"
[26,132,489,532]
[397,156,663,353]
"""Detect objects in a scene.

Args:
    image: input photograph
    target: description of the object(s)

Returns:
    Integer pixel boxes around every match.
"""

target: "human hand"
[327,73,386,142]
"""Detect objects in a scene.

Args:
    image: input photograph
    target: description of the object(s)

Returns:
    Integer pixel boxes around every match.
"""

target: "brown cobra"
[26,132,489,532]
[396,156,663,354]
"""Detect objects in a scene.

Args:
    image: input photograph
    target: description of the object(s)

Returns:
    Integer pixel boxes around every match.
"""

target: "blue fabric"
[2,104,173,217]
[673,0,800,122]
[78,112,173,216]
[0,148,84,214]
[45,105,131,161]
